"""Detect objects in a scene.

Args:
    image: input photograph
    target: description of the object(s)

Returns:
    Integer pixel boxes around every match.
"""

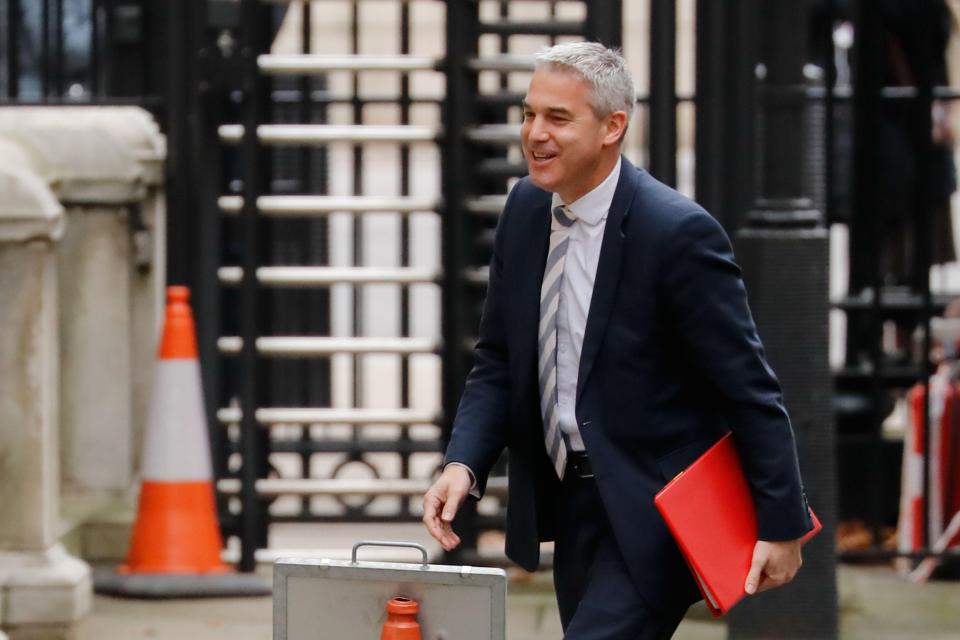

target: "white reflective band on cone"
[141,359,213,481]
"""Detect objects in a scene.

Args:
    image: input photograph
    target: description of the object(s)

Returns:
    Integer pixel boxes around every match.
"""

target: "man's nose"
[527,116,550,141]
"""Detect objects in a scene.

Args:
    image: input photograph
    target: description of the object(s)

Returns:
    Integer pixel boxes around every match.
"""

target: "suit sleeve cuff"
[757,492,814,541]
[445,462,481,499]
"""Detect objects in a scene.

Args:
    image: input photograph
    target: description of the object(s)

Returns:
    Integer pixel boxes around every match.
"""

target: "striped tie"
[539,205,577,479]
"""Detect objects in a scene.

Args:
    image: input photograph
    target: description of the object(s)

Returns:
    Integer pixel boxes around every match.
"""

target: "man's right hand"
[422,465,473,551]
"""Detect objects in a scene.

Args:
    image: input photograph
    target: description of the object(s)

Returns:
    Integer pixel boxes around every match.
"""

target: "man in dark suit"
[422,42,813,639]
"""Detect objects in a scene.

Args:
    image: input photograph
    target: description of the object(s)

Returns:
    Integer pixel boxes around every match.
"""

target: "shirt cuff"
[445,462,481,499]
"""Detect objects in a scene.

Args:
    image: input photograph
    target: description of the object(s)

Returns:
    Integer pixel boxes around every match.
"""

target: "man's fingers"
[762,567,797,591]
[422,495,443,528]
[744,544,768,595]
[442,485,467,522]
[430,514,461,551]
[756,577,775,593]
[745,539,804,595]
[422,467,473,551]
[438,485,465,550]
[422,487,463,551]
[422,492,441,520]
[744,564,763,595]
[442,528,462,551]
[422,493,449,544]
[756,569,792,593]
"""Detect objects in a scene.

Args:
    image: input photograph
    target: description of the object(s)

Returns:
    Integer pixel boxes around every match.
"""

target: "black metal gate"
[441,0,623,563]
[173,0,636,571]
[209,0,448,569]
[827,0,960,570]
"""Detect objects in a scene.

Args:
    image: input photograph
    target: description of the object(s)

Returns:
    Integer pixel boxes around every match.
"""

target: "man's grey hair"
[534,41,636,119]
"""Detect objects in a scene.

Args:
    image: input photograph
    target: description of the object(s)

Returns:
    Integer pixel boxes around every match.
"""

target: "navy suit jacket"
[444,157,812,611]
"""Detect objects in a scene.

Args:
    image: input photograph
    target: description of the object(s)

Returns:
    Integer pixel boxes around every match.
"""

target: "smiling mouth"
[530,151,557,162]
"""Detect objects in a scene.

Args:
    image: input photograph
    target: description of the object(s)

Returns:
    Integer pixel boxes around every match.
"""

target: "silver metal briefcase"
[273,541,507,639]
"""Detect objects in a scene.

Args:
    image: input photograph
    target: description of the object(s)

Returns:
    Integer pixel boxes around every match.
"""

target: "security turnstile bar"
[218,336,441,356]
[466,124,522,145]
[257,0,581,3]
[463,267,490,286]
[465,195,508,216]
[218,194,441,215]
[218,266,441,286]
[480,19,586,37]
[467,55,536,73]
[259,54,441,74]
[217,406,440,425]
[218,477,432,496]
[218,124,440,145]
[257,0,439,3]
[216,476,507,497]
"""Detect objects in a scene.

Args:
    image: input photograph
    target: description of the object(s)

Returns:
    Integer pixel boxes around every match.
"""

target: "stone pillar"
[0,145,92,639]
[59,204,135,491]
[0,108,166,498]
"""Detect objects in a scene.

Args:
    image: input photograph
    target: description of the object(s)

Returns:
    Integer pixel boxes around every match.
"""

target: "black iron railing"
[826,0,960,570]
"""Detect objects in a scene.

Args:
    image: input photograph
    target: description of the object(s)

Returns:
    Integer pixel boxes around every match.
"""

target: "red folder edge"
[654,433,822,617]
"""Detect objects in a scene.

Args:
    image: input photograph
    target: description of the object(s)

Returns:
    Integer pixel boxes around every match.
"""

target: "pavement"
[74,566,960,640]
[72,524,960,640]
[77,571,720,640]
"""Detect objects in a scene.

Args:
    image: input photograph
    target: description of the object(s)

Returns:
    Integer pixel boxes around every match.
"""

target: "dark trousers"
[553,472,688,640]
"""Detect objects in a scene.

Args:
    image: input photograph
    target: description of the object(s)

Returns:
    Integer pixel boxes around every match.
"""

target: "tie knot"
[553,205,577,228]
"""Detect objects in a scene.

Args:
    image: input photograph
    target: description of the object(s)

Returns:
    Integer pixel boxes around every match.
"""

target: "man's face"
[520,68,624,203]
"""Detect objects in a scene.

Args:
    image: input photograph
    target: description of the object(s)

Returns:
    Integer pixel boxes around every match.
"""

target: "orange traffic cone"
[381,597,421,640]
[121,286,226,575]
[95,286,268,597]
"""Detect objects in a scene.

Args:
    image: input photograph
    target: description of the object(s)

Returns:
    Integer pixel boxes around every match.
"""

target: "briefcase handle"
[351,540,429,568]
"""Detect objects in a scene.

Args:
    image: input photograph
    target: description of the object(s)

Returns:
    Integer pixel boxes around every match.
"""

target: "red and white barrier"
[898,368,960,581]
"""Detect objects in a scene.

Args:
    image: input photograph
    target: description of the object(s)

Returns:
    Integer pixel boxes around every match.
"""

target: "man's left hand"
[744,538,803,595]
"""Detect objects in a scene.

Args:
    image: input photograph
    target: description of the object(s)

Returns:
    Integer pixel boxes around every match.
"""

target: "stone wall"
[0,107,165,639]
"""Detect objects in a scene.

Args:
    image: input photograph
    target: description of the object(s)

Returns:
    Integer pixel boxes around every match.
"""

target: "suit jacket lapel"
[576,158,639,405]
[515,195,552,399]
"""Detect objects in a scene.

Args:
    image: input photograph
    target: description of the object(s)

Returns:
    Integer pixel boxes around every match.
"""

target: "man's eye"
[523,111,534,120]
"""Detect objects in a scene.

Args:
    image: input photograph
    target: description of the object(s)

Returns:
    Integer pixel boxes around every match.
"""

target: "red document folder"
[654,433,822,616]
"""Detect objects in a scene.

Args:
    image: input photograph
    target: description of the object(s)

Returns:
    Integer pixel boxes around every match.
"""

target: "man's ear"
[603,111,628,146]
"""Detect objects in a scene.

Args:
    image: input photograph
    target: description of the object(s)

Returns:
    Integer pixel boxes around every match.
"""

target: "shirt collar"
[551,157,621,227]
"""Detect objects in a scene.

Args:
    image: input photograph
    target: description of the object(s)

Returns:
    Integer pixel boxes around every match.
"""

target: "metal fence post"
[584,0,622,48]
[727,1,838,637]
[4,0,22,98]
[694,0,757,231]
[649,0,677,187]
[441,0,481,559]
[237,0,273,572]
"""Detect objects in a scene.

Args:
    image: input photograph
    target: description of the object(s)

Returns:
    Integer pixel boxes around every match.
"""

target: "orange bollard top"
[381,596,420,640]
[158,286,199,359]
[387,597,419,616]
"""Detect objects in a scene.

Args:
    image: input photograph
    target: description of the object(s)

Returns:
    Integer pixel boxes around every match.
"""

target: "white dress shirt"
[449,158,620,488]
[553,158,620,451]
